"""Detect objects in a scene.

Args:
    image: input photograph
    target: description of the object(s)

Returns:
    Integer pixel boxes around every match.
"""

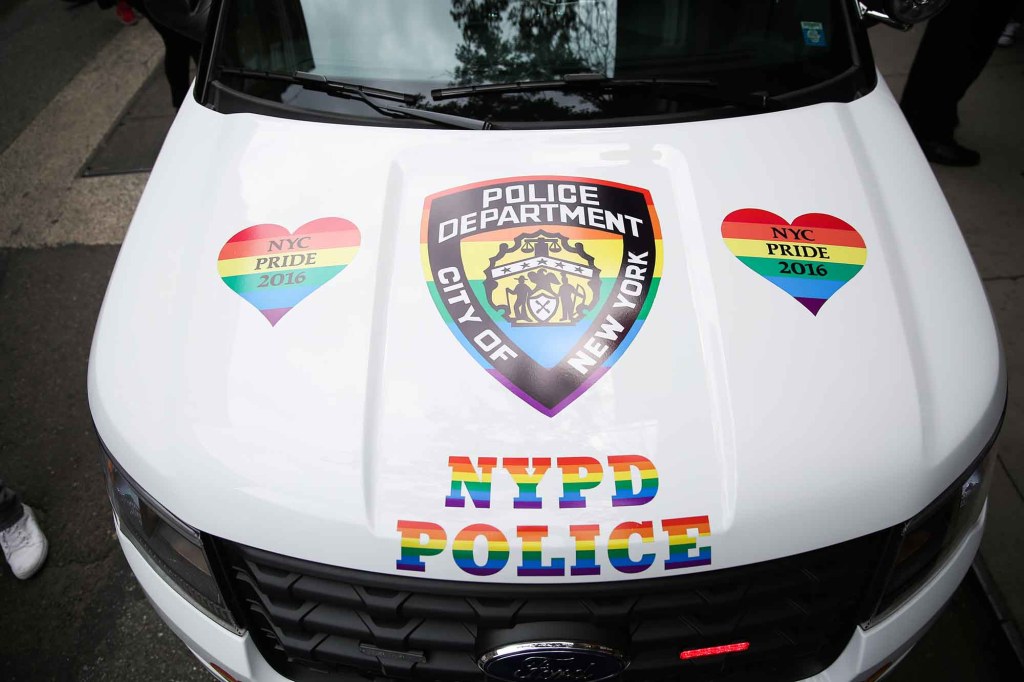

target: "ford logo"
[478,641,628,681]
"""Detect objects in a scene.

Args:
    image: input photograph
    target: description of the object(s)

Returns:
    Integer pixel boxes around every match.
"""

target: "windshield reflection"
[216,0,859,124]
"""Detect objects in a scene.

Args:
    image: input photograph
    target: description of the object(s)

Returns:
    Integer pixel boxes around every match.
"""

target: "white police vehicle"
[90,1,1003,680]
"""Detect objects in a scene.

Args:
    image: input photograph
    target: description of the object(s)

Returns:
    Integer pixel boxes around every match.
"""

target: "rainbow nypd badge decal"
[421,176,662,417]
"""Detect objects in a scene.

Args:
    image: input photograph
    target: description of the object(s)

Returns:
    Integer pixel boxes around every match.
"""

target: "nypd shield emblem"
[421,176,662,417]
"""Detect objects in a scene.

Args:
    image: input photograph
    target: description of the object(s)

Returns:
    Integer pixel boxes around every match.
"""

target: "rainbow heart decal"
[722,209,866,315]
[217,218,360,325]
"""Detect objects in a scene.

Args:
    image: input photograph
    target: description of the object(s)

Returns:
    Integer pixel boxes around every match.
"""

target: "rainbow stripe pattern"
[445,456,496,508]
[217,218,360,326]
[395,520,446,572]
[504,458,551,509]
[608,455,659,507]
[421,177,663,418]
[432,225,663,416]
[569,524,601,576]
[452,524,510,576]
[557,457,604,508]
[517,526,566,576]
[663,516,712,569]
[608,521,656,574]
[721,209,866,316]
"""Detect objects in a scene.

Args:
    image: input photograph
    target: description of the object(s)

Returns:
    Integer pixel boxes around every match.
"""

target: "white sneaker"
[1,505,49,579]
[998,21,1020,47]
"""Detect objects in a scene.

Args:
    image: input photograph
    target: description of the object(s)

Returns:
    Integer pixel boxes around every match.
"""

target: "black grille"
[216,531,890,682]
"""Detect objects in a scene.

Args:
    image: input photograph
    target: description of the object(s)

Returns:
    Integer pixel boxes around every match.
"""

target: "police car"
[89,0,1003,680]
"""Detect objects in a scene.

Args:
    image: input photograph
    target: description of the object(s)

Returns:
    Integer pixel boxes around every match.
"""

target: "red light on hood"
[679,642,750,660]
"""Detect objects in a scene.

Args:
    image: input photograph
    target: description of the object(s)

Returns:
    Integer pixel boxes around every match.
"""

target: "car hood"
[89,81,1004,583]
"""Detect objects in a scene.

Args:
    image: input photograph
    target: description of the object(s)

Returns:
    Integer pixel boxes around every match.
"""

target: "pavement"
[0,9,1022,682]
[0,0,121,153]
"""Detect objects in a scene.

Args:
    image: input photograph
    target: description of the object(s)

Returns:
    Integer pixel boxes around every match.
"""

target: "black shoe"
[918,138,981,167]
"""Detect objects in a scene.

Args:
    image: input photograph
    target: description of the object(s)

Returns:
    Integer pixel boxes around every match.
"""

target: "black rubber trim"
[194,0,227,106]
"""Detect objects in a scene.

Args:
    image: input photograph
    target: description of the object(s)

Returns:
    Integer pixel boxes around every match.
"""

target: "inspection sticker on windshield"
[217,217,361,325]
[722,208,866,315]
[421,176,662,417]
[801,21,827,46]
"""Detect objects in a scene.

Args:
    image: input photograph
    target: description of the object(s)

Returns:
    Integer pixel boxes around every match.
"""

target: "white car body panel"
[89,74,1003,585]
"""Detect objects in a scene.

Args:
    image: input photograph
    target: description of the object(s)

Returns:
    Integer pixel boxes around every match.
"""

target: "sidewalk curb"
[0,21,162,249]
[972,556,1024,671]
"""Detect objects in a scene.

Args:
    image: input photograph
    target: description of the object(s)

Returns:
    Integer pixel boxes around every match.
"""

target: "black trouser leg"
[131,1,202,108]
[0,479,25,532]
[156,21,197,107]
[901,0,1016,141]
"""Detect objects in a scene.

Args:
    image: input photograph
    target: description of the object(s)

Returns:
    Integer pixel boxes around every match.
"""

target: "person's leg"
[144,0,210,44]
[186,36,201,67]
[0,479,25,532]
[901,0,1016,164]
[158,24,193,107]
[900,1,976,142]
[960,0,1016,97]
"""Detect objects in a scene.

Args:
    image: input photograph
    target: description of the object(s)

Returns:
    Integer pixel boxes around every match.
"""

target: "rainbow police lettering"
[396,454,712,578]
[452,524,510,576]
[395,520,446,572]
[663,516,713,569]
[608,521,657,574]
[517,526,566,576]
[569,524,601,576]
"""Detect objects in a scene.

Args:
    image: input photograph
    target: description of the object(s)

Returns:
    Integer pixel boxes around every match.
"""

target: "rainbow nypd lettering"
[504,457,550,509]
[217,217,360,326]
[421,177,662,417]
[445,456,495,508]
[558,456,604,508]
[722,208,866,315]
[608,454,659,506]
[397,455,712,578]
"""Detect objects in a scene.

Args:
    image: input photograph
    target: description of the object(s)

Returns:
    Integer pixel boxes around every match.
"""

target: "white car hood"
[89,80,1004,583]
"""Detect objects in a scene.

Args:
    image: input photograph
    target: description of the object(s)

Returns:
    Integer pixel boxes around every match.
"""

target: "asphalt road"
[0,246,204,681]
[0,0,122,154]
[1,245,1021,681]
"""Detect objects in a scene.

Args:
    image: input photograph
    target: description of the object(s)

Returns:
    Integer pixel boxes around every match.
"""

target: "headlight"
[102,451,242,634]
[863,447,996,627]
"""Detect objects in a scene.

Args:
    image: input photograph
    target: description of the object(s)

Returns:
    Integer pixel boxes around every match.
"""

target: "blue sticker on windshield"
[801,21,826,47]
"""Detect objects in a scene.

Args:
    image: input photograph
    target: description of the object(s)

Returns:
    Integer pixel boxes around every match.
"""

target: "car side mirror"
[860,0,951,30]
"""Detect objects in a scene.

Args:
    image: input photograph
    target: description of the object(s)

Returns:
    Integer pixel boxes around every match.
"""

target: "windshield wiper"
[431,73,780,111]
[217,67,492,130]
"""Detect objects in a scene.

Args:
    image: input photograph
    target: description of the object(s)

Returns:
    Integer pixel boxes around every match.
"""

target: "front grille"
[216,531,889,681]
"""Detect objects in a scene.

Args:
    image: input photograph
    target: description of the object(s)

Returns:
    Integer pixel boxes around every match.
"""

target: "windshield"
[208,0,869,126]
